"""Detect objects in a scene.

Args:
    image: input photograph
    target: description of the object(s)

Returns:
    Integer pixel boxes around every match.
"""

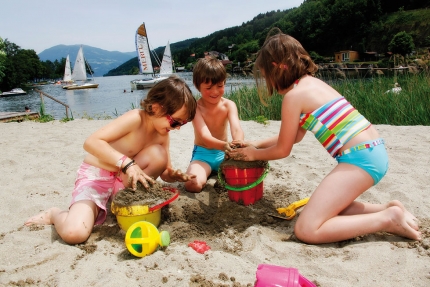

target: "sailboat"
[159,41,174,76]
[130,23,170,90]
[61,54,77,88]
[64,45,99,90]
[63,55,72,83]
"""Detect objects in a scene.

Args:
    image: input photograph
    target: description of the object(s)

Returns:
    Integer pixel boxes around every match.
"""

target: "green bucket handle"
[217,163,270,192]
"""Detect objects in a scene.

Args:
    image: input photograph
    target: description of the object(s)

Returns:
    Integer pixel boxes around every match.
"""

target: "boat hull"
[62,84,78,89]
[130,76,167,90]
[0,88,27,97]
[66,83,99,90]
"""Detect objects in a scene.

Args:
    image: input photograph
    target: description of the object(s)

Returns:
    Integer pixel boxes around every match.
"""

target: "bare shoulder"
[221,97,237,109]
[121,108,143,118]
[114,108,145,129]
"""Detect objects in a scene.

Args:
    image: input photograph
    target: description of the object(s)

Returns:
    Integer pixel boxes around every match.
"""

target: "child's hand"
[167,167,197,182]
[223,141,242,153]
[124,164,155,190]
[223,142,233,153]
[230,140,248,148]
[226,146,256,161]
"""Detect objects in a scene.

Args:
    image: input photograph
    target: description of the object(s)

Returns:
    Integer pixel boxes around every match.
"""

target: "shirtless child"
[25,76,197,244]
[185,57,244,193]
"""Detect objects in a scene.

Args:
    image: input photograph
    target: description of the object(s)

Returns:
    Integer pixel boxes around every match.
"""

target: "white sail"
[135,23,154,74]
[63,55,72,82]
[72,46,87,81]
[159,41,173,75]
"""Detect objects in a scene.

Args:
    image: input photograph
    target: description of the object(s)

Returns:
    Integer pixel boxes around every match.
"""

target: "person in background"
[227,28,421,244]
[25,106,31,112]
[25,76,197,244]
[185,57,244,193]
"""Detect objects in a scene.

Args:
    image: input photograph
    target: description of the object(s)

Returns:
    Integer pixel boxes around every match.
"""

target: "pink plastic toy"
[255,264,316,287]
[188,240,211,254]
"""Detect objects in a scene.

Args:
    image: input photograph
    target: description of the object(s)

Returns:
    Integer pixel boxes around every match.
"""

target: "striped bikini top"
[299,97,371,157]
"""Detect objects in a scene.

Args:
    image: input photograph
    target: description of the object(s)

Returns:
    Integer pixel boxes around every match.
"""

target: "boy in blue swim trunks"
[185,57,244,193]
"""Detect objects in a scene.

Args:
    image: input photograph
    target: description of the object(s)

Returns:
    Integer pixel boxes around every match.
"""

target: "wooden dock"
[0,112,40,123]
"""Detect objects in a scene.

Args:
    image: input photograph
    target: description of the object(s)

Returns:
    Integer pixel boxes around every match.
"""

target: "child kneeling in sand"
[25,76,197,244]
[227,29,421,244]
[184,57,244,193]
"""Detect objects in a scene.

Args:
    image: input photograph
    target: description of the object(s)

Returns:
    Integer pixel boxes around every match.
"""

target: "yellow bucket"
[111,187,179,231]
[111,202,161,231]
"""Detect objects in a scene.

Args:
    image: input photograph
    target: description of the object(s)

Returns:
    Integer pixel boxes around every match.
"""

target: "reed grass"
[226,71,430,126]
[226,85,283,121]
[38,101,54,122]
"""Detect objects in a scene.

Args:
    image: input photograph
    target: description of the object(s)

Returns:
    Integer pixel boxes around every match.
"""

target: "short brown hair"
[192,57,226,90]
[141,75,197,121]
[254,28,318,100]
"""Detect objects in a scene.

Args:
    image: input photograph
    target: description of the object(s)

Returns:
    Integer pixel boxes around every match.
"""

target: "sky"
[1,0,304,54]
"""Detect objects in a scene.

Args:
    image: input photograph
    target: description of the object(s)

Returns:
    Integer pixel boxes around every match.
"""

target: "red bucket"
[220,166,268,206]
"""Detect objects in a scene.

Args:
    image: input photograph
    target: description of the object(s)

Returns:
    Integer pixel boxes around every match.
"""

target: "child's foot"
[384,206,421,241]
[24,208,58,226]
[388,200,419,230]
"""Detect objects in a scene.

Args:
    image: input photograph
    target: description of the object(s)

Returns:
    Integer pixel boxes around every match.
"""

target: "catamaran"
[130,23,173,90]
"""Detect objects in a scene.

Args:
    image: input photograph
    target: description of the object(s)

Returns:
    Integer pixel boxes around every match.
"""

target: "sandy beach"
[1,120,429,287]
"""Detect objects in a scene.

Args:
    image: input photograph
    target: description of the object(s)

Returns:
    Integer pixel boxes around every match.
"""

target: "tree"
[232,49,248,63]
[0,37,6,85]
[0,40,42,91]
[217,37,229,53]
[388,31,415,57]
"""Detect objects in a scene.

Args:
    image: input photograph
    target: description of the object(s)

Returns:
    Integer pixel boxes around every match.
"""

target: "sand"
[0,120,429,286]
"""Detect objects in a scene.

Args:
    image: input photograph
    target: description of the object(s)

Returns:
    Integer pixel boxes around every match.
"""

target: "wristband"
[122,160,135,174]
[115,155,128,169]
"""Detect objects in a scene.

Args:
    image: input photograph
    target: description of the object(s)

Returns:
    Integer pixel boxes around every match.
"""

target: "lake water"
[0,73,256,120]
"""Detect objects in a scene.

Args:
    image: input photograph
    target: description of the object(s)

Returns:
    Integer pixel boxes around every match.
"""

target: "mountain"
[38,45,136,77]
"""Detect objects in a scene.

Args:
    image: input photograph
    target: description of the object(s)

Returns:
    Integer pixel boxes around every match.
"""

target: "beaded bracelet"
[121,160,135,174]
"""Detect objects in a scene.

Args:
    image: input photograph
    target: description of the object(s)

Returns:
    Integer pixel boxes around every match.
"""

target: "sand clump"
[112,181,174,208]
[219,159,269,170]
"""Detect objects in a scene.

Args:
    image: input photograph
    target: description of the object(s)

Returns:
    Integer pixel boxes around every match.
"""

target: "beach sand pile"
[1,120,429,286]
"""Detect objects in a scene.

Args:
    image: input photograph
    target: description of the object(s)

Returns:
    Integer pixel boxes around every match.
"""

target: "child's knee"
[294,219,317,244]
[135,144,168,167]
[59,225,91,244]
[151,145,168,166]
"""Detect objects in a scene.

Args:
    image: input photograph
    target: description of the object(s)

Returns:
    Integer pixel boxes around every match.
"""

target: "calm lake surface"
[0,73,255,120]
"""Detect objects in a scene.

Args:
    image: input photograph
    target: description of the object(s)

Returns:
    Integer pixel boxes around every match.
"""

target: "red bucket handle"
[149,187,179,211]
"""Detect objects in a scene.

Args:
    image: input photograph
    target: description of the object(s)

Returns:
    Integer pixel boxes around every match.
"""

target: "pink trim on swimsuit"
[70,162,124,225]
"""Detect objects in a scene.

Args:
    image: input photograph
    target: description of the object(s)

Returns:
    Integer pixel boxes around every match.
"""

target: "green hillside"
[374,8,430,48]
[106,0,430,76]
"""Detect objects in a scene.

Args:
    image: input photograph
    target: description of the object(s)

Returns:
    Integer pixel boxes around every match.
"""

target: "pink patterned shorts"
[70,162,125,225]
